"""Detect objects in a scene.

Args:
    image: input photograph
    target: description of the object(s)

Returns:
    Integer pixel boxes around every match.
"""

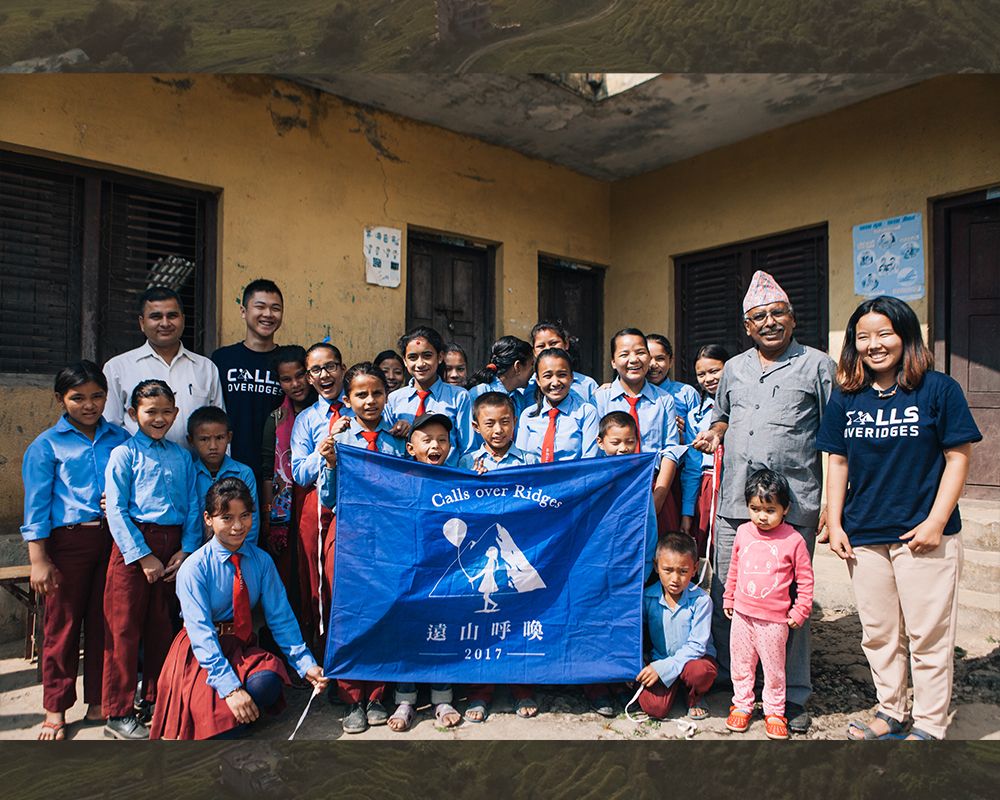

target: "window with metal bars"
[0,151,216,374]
[674,225,829,381]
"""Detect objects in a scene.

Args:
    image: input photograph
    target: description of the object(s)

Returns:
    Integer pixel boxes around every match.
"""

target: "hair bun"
[486,363,498,371]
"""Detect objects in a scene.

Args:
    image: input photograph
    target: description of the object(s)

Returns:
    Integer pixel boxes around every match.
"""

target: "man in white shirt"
[103,287,225,448]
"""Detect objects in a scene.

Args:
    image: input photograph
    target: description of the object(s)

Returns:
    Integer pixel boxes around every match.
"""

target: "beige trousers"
[848,535,963,739]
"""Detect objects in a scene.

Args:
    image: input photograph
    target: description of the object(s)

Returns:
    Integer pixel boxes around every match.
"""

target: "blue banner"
[324,448,656,684]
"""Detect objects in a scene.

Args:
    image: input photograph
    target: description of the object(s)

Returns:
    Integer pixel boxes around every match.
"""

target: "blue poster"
[853,212,925,300]
[324,448,656,684]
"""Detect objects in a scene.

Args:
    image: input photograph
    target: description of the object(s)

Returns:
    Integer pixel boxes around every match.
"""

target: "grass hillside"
[0,0,996,71]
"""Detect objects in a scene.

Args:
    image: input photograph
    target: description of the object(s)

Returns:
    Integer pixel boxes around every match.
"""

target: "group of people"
[21,270,981,741]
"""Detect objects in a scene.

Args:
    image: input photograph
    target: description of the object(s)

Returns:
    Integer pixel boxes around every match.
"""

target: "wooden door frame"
[537,254,607,377]
[405,227,497,359]
[931,186,1000,369]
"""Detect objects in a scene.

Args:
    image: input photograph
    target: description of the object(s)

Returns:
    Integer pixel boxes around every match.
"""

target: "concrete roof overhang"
[294,73,925,181]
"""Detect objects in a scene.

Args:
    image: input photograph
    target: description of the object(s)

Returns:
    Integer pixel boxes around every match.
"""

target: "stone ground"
[2,548,998,741]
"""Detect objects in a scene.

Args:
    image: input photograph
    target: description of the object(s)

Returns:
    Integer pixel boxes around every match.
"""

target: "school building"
[0,73,997,638]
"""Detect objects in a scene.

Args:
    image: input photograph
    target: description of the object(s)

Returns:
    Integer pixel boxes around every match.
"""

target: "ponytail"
[468,336,533,388]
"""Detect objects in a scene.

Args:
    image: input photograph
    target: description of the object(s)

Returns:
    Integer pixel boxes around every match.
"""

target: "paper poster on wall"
[852,213,924,300]
[364,226,402,288]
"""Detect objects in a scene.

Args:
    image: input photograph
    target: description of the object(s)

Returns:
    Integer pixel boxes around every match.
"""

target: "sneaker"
[104,715,150,740]
[589,695,616,718]
[343,703,369,734]
[725,706,752,733]
[366,700,389,726]
[786,702,811,734]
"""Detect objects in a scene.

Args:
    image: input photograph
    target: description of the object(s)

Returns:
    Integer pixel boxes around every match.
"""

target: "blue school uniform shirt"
[681,397,715,517]
[290,395,353,488]
[658,378,701,442]
[20,416,130,541]
[193,455,260,546]
[523,371,598,406]
[319,418,408,509]
[176,537,317,698]
[815,371,982,547]
[458,443,538,472]
[594,378,680,455]
[384,378,472,466]
[515,392,599,461]
[643,582,716,687]
[105,431,204,563]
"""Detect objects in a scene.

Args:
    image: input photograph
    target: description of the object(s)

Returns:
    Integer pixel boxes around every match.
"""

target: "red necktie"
[361,430,379,451]
[327,400,343,433]
[230,552,252,642]
[625,396,642,453]
[540,407,559,463]
[415,389,431,418]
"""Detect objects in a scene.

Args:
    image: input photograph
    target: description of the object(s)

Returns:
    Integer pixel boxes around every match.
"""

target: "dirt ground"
[2,548,997,741]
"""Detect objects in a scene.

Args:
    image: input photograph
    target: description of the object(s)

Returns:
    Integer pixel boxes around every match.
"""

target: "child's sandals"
[434,702,462,728]
[764,714,789,740]
[463,700,489,724]
[687,701,710,721]
[387,702,415,733]
[725,706,752,733]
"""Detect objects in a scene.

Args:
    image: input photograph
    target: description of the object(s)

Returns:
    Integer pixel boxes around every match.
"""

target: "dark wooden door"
[407,235,494,373]
[538,257,605,382]
[941,197,1000,498]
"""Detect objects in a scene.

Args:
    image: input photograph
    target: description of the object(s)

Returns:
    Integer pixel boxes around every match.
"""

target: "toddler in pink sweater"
[723,468,814,740]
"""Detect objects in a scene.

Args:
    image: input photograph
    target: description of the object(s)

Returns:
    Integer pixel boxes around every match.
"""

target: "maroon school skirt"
[150,627,291,740]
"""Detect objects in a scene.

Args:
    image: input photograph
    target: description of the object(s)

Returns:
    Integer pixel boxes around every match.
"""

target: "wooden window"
[675,226,829,381]
[0,150,216,374]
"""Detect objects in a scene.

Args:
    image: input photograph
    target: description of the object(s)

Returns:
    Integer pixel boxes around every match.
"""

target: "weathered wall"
[0,73,611,636]
[608,74,1000,357]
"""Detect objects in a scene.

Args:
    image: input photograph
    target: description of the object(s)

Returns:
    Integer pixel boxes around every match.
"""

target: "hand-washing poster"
[853,213,925,300]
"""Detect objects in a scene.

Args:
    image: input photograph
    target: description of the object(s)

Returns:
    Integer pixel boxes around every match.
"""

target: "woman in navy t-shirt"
[817,296,981,741]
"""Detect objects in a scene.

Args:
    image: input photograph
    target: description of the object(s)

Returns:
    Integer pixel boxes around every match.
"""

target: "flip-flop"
[37,721,66,741]
[387,702,415,733]
[434,702,462,728]
[463,700,489,724]
[687,702,709,721]
[514,698,538,719]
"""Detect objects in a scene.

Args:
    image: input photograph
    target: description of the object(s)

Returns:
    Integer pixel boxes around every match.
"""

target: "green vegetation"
[1,1,996,71]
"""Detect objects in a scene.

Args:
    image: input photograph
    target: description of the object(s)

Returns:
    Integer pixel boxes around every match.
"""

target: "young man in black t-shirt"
[211,279,285,480]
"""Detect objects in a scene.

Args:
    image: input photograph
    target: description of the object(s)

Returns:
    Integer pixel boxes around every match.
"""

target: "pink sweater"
[723,521,814,626]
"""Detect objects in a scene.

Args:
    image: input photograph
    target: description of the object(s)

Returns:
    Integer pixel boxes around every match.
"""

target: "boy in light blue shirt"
[188,406,259,546]
[635,533,718,721]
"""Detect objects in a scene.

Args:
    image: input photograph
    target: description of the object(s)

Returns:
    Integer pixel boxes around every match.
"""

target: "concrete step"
[958,588,1000,638]
[960,547,1000,595]
[960,499,999,551]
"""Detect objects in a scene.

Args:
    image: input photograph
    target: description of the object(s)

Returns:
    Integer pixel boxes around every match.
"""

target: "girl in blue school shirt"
[680,344,729,557]
[102,379,204,740]
[524,320,600,405]
[22,361,130,740]
[384,326,473,464]
[317,362,407,734]
[594,329,681,525]
[467,336,534,448]
[646,334,701,439]
[516,348,599,462]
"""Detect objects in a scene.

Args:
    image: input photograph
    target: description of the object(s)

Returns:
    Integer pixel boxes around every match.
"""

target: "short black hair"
[599,411,637,438]
[205,476,256,517]
[344,361,389,395]
[54,360,107,396]
[269,344,308,374]
[744,468,791,508]
[374,350,404,368]
[473,391,516,418]
[129,379,174,409]
[187,405,231,436]
[242,279,283,306]
[138,287,182,316]
[656,531,698,563]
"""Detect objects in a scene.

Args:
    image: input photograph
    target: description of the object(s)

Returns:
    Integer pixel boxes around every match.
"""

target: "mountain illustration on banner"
[430,518,545,612]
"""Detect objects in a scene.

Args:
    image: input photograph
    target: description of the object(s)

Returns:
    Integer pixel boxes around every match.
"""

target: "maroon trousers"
[637,657,718,719]
[337,680,387,704]
[656,475,683,535]
[296,487,334,647]
[42,523,112,713]
[102,523,181,717]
